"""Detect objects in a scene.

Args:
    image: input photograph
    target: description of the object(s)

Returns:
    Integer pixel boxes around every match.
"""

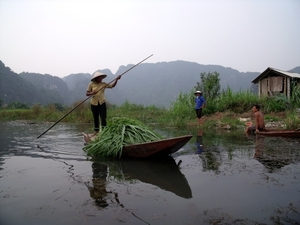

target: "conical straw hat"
[91,71,107,81]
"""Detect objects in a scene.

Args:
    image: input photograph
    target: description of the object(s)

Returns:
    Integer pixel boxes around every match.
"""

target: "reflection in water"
[85,163,112,209]
[84,157,192,224]
[86,156,192,205]
[2,121,300,224]
[118,157,192,198]
[195,129,204,154]
[85,162,152,225]
[254,136,300,173]
[195,129,221,174]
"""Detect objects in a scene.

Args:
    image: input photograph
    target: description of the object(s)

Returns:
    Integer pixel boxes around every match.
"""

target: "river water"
[0,121,300,225]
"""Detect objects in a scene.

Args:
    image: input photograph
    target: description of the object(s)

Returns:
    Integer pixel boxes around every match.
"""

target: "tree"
[53,103,65,111]
[7,102,29,109]
[194,71,221,101]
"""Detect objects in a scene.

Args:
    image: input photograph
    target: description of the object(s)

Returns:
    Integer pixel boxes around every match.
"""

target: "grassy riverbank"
[1,98,300,130]
[2,86,300,129]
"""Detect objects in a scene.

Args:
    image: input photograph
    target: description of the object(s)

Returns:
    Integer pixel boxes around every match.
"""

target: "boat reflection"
[86,156,192,207]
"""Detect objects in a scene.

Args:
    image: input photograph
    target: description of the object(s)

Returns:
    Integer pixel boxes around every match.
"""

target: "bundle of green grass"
[83,117,163,158]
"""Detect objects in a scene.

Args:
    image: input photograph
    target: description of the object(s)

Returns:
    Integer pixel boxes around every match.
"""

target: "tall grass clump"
[214,88,260,113]
[284,110,300,130]
[109,101,166,123]
[161,91,194,127]
[42,104,62,121]
[32,104,43,118]
[62,101,92,123]
[0,109,33,120]
[261,94,289,113]
[290,84,300,108]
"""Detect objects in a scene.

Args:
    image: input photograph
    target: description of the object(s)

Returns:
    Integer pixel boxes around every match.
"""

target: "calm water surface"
[0,121,300,225]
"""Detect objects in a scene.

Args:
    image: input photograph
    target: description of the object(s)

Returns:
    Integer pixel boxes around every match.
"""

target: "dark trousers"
[196,108,203,119]
[91,103,107,131]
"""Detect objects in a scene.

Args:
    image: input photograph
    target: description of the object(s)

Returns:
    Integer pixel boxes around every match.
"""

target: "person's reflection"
[254,136,264,160]
[86,162,112,209]
[195,129,204,154]
[86,162,150,223]
[253,136,289,173]
[196,129,221,173]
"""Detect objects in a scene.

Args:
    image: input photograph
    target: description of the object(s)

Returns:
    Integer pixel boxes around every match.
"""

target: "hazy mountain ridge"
[1,60,299,107]
[289,66,300,74]
[0,61,59,105]
[19,72,68,104]
[112,61,260,106]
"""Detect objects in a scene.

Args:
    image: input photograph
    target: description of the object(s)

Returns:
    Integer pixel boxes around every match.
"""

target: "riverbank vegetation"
[1,86,300,130]
[1,71,300,130]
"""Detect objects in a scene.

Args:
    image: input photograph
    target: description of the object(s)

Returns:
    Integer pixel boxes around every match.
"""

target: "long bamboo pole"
[37,54,153,138]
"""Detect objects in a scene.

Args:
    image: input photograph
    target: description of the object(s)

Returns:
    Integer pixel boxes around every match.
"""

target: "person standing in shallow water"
[195,91,206,125]
[245,104,266,134]
[86,71,121,135]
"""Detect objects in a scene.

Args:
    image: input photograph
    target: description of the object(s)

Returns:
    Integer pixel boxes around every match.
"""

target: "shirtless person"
[245,104,266,134]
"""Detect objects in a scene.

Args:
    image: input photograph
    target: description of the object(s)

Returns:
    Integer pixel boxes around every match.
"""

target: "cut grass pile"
[83,117,163,158]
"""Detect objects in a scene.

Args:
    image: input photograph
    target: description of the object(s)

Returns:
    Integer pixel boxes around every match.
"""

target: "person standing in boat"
[195,90,206,125]
[245,104,266,134]
[86,71,121,135]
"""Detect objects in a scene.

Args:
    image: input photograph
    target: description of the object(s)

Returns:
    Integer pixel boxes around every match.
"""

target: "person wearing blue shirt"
[195,91,206,125]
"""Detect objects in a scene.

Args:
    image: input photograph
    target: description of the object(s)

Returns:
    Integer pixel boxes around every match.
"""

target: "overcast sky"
[0,0,299,78]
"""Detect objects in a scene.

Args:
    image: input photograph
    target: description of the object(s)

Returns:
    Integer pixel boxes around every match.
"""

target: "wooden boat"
[122,135,193,158]
[83,133,193,158]
[257,129,300,138]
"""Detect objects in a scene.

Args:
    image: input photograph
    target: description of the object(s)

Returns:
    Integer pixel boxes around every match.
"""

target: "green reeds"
[108,100,166,123]
[161,91,194,126]
[83,117,163,158]
[214,88,260,113]
[284,110,300,130]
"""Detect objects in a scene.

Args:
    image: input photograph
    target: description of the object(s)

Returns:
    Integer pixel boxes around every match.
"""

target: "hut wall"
[270,76,283,92]
[287,77,290,99]
[259,76,287,97]
[260,78,269,96]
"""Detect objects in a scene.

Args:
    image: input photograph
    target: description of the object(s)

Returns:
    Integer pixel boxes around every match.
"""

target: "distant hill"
[19,72,68,104]
[62,61,261,107]
[289,66,300,74]
[0,61,58,105]
[110,61,260,106]
[1,59,299,107]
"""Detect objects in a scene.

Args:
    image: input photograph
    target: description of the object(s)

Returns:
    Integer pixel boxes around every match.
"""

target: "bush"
[32,104,42,117]
[7,101,29,109]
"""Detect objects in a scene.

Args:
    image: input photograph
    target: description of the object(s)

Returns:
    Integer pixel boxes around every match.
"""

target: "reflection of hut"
[252,67,300,99]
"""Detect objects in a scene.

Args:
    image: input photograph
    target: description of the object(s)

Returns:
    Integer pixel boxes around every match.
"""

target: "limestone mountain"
[1,59,299,108]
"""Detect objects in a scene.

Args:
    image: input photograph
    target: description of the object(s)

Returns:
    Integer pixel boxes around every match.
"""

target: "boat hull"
[83,133,193,158]
[257,130,300,138]
[122,135,193,158]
